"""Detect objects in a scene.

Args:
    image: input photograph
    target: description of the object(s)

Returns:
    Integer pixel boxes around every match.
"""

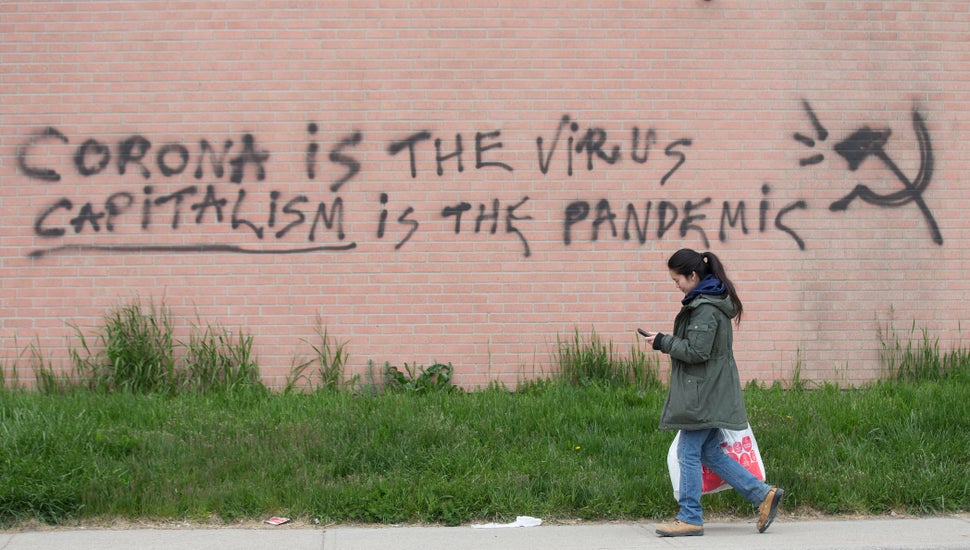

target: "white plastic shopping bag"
[667,424,766,500]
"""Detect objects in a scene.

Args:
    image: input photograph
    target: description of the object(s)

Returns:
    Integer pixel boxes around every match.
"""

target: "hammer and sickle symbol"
[828,107,942,245]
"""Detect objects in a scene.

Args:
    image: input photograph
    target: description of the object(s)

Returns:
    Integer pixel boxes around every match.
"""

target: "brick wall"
[2,1,967,389]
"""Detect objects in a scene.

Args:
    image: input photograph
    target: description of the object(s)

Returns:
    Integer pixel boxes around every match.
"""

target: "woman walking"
[640,248,784,537]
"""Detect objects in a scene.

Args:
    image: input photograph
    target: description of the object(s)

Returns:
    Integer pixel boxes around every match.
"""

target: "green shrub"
[384,362,458,394]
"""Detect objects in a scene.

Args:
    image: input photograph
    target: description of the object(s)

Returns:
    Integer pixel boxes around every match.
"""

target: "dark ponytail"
[667,248,744,325]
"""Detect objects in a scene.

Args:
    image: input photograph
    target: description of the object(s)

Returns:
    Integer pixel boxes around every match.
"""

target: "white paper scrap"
[471,516,542,529]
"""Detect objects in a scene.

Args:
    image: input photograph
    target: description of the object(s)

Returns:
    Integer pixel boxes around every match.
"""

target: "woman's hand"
[637,328,658,347]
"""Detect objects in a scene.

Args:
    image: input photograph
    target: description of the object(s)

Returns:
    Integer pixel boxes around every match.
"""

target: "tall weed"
[31,340,70,394]
[878,319,968,383]
[183,323,263,394]
[554,329,660,390]
[286,321,351,393]
[310,321,351,391]
[70,300,176,393]
[68,300,266,395]
[0,339,27,389]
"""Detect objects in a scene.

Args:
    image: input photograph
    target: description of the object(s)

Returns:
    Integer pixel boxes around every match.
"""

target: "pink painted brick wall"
[2,1,968,389]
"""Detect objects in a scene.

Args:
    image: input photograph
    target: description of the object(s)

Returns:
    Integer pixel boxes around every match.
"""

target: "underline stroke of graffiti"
[27,242,356,259]
[794,100,942,245]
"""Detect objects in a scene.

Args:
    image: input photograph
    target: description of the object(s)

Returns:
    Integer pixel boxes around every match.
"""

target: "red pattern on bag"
[700,435,764,492]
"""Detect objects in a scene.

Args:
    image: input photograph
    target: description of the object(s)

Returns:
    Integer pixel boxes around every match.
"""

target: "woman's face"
[669,269,699,296]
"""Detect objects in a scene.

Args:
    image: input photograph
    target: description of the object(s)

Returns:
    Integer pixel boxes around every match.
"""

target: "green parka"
[656,291,749,431]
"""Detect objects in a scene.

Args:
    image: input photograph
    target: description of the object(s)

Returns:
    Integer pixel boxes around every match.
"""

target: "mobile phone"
[637,328,653,338]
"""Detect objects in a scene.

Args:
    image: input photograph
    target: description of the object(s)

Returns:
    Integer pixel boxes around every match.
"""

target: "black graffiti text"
[17,127,272,184]
[29,184,352,258]
[441,196,533,257]
[305,123,363,192]
[377,192,419,251]
[386,130,514,178]
[536,115,693,184]
[563,184,807,250]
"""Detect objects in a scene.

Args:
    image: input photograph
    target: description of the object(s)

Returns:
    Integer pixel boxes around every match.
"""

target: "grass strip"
[1,371,967,527]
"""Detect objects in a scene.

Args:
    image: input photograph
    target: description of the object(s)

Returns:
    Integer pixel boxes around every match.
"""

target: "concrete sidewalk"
[1,516,967,550]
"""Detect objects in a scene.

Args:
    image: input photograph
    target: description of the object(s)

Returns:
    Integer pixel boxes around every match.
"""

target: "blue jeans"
[676,428,770,526]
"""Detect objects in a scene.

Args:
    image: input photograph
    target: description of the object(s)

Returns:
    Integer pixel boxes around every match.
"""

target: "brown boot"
[757,487,784,533]
[655,519,704,537]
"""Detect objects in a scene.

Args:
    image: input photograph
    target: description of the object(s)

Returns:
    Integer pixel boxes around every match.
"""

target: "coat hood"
[685,287,738,320]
